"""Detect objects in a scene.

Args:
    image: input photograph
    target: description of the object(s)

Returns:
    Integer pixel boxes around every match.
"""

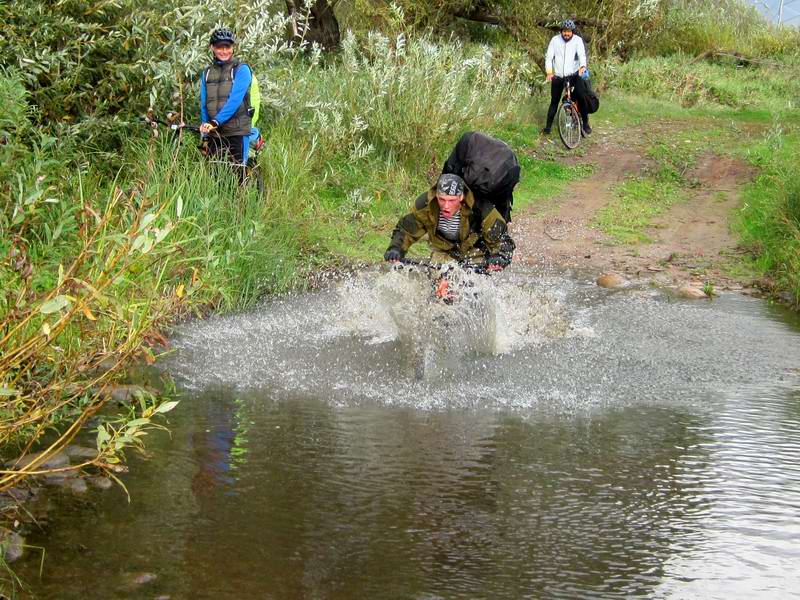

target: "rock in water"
[596,273,626,288]
[6,450,70,470]
[678,285,708,299]
[0,528,25,563]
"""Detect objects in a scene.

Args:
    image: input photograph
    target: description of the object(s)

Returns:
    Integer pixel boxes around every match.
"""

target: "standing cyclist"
[200,28,256,176]
[542,19,591,136]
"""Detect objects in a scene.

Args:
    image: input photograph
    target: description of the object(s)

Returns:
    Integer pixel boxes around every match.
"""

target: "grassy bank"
[737,130,800,302]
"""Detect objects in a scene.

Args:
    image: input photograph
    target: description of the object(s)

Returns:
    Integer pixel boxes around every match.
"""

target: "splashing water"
[162,267,800,413]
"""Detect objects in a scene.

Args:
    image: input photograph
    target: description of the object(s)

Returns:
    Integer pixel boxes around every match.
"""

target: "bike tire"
[244,159,264,196]
[557,102,582,149]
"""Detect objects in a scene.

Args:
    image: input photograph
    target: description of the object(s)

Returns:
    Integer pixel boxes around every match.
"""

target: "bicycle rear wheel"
[244,162,264,196]
[557,102,582,149]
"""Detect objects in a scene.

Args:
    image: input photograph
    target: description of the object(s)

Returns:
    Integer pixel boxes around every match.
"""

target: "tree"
[285,0,342,50]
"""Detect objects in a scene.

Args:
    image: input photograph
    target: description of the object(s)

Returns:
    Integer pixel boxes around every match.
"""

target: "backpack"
[204,61,262,127]
[583,76,600,114]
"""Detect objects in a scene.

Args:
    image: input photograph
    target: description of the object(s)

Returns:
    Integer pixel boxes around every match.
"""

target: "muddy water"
[16,267,800,599]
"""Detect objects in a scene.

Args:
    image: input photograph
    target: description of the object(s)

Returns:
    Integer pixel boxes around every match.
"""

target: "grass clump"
[595,175,687,244]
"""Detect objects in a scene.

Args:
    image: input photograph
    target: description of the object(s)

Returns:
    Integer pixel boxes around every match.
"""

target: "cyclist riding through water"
[542,19,592,137]
[200,28,258,177]
[384,174,515,271]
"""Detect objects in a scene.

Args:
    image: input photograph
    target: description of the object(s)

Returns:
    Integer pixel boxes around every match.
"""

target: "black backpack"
[584,78,600,114]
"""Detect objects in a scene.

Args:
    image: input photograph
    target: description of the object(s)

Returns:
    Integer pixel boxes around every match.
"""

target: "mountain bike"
[391,258,490,305]
[143,110,265,194]
[557,80,582,150]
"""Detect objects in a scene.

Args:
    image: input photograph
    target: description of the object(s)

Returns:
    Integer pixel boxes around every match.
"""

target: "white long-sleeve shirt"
[545,34,587,78]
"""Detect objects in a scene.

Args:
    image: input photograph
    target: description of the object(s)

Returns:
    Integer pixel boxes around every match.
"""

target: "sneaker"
[541,127,551,135]
[582,124,592,135]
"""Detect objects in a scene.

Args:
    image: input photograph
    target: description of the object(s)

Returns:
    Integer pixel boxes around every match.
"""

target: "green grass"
[736,129,800,304]
[594,176,688,244]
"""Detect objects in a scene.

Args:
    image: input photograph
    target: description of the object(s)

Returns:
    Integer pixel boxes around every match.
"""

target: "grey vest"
[204,58,252,137]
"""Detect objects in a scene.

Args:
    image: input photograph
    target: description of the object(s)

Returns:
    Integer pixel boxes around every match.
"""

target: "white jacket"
[545,34,587,78]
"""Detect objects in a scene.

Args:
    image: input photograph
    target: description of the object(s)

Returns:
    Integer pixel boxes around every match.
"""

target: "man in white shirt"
[542,19,592,136]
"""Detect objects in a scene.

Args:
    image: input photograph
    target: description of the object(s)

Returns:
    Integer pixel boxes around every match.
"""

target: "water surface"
[16,268,800,599]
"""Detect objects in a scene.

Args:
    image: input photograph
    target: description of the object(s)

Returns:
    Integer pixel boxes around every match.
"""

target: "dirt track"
[510,127,757,291]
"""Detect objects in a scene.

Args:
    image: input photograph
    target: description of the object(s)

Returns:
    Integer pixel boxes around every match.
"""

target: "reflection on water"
[14,269,800,599]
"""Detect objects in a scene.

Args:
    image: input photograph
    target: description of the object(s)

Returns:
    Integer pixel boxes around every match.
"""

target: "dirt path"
[511,128,756,292]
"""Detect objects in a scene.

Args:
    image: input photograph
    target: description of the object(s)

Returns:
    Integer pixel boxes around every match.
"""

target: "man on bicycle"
[441,131,520,223]
[199,28,256,173]
[384,174,515,270]
[542,19,591,136]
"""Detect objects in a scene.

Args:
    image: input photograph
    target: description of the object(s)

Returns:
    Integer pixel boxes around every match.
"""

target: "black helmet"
[209,28,235,46]
[561,19,577,31]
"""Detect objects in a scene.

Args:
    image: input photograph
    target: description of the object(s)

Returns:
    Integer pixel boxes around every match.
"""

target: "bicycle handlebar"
[393,258,490,275]
[142,112,212,136]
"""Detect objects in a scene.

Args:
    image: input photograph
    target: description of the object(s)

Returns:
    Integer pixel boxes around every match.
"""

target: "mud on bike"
[143,110,265,194]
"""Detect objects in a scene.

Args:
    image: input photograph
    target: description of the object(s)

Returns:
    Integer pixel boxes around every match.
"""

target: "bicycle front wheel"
[557,102,582,149]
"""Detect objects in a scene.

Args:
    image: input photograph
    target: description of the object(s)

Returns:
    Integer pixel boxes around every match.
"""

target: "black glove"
[210,119,220,128]
[384,249,402,262]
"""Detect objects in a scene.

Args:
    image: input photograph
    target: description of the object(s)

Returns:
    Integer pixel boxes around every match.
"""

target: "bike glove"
[384,249,402,262]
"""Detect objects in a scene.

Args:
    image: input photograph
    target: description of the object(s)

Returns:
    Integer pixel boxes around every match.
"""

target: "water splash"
[161,267,800,413]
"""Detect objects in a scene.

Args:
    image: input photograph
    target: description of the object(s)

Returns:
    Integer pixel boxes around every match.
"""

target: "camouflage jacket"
[386,185,515,266]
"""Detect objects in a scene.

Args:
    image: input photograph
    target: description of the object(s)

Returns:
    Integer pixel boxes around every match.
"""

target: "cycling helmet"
[561,19,577,31]
[209,28,236,46]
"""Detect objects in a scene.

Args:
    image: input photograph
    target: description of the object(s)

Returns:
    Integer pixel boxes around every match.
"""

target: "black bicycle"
[557,80,582,150]
[143,110,265,194]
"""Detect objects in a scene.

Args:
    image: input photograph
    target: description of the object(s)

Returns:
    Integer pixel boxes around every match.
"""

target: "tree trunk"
[285,0,341,51]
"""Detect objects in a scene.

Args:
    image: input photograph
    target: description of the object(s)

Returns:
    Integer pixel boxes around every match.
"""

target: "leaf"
[154,400,179,415]
[81,304,97,321]
[40,295,71,314]
[0,387,18,397]
[125,418,151,428]
[96,425,110,450]
[176,195,183,218]
[140,213,157,229]
[131,234,148,252]
[176,283,184,298]
[42,322,51,337]
[154,224,172,245]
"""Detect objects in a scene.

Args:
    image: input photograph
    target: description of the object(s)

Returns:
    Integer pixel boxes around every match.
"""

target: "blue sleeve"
[200,71,209,123]
[213,64,251,125]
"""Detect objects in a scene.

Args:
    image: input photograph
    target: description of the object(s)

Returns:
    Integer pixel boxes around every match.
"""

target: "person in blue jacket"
[200,28,255,170]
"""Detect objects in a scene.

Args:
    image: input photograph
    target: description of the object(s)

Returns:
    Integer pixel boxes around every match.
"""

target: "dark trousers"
[207,134,246,163]
[475,164,520,223]
[545,74,589,129]
[206,134,247,182]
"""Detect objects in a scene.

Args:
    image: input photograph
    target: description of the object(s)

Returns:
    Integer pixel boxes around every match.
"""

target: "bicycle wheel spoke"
[557,103,581,149]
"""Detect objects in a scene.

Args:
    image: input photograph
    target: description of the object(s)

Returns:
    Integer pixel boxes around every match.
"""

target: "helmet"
[209,28,236,46]
[561,19,577,31]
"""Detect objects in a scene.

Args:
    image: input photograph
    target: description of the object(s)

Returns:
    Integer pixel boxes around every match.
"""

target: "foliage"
[602,54,800,114]
[737,127,800,305]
